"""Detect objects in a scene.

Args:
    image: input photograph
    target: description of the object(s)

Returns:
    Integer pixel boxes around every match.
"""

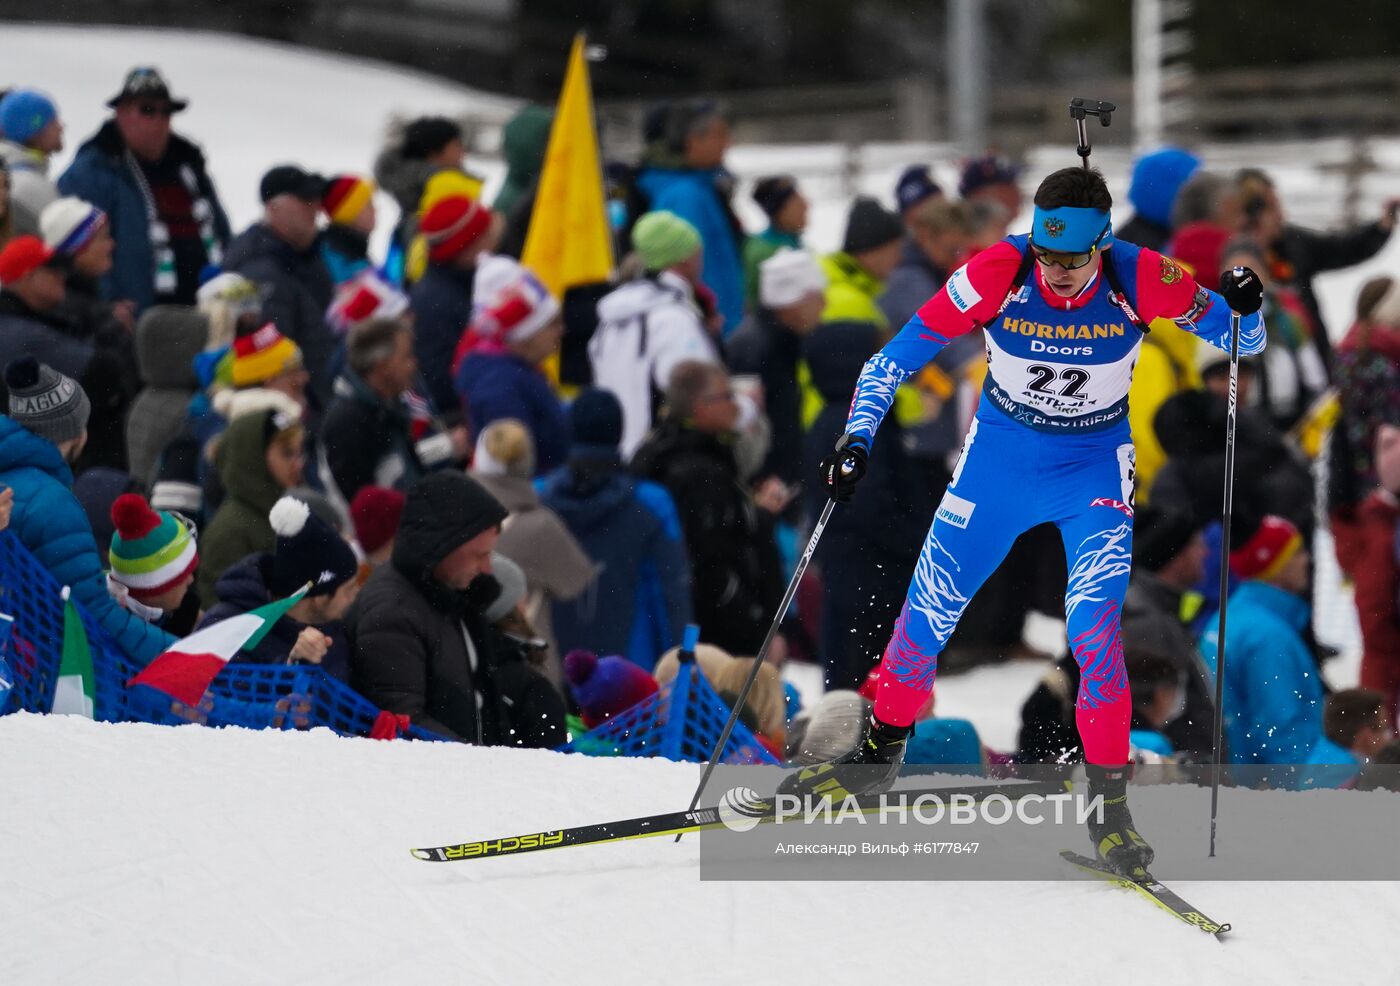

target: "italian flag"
[52,587,95,717]
[128,586,307,706]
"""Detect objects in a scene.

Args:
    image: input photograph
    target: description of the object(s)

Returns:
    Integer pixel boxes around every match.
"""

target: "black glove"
[1219,266,1264,316]
[819,434,869,503]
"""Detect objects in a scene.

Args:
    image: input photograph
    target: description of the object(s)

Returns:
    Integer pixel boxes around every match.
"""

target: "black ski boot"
[1084,763,1154,880]
[779,715,910,803]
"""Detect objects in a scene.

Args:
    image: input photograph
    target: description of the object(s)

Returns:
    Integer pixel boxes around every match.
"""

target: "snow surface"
[2,712,1396,985]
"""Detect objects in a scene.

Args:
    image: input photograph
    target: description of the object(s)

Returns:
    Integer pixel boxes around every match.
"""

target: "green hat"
[108,494,199,602]
[632,210,702,271]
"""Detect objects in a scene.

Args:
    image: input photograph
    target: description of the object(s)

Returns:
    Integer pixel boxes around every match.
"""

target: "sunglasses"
[1031,243,1100,271]
[137,103,175,119]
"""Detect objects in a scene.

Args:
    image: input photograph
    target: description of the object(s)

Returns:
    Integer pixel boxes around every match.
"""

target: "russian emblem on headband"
[1159,255,1184,285]
[1042,217,1066,238]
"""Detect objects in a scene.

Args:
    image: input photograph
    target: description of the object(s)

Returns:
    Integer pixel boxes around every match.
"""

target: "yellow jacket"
[1130,318,1200,502]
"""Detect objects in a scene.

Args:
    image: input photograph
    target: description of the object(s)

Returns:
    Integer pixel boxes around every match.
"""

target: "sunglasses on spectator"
[137,103,175,118]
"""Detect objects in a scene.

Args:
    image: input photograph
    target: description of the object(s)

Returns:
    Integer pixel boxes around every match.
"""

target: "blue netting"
[0,531,441,740]
[558,660,779,764]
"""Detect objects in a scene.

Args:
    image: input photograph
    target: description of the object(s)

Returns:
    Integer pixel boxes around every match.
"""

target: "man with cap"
[197,495,361,679]
[348,471,564,745]
[0,87,64,236]
[1200,513,1321,771]
[538,388,692,671]
[0,356,174,663]
[958,154,1024,223]
[589,210,719,458]
[894,164,943,221]
[821,196,906,335]
[58,67,230,312]
[792,164,1269,881]
[742,175,808,307]
[223,165,336,412]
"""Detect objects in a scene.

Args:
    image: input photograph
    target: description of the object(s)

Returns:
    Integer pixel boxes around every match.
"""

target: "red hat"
[563,649,659,729]
[322,175,375,225]
[420,194,491,263]
[1229,515,1303,581]
[0,235,56,283]
[231,323,303,387]
[350,486,406,555]
[327,273,410,333]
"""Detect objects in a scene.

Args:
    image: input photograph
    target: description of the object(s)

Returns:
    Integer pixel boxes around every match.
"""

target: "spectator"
[58,67,230,312]
[894,164,943,221]
[965,198,1011,255]
[742,175,807,307]
[727,249,826,489]
[589,210,717,457]
[563,648,659,728]
[348,471,566,745]
[226,322,309,416]
[453,254,567,471]
[1121,505,1217,758]
[653,641,787,754]
[492,104,553,258]
[879,198,972,331]
[632,361,782,656]
[537,388,692,671]
[1114,147,1200,251]
[1164,171,1241,288]
[223,165,335,411]
[319,174,378,287]
[321,316,438,504]
[1199,514,1322,767]
[1330,277,1400,515]
[125,305,208,487]
[349,485,405,570]
[635,99,746,335]
[1302,688,1392,789]
[105,492,201,637]
[0,88,63,236]
[198,495,360,679]
[0,357,172,662]
[958,155,1023,228]
[196,408,304,603]
[821,197,905,337]
[1126,649,1185,758]
[1236,167,1397,363]
[469,418,597,685]
[40,197,136,339]
[407,193,493,417]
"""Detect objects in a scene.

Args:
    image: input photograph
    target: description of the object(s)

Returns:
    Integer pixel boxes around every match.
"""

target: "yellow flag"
[521,33,615,297]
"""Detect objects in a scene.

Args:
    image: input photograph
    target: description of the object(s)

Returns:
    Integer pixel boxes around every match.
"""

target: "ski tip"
[410,848,434,861]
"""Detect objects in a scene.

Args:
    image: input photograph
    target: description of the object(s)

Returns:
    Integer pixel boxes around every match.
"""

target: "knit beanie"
[0,89,58,146]
[1228,514,1303,581]
[4,357,90,445]
[39,198,108,257]
[470,254,560,344]
[108,493,199,601]
[563,649,659,729]
[958,155,1020,198]
[841,197,903,255]
[1131,505,1200,572]
[322,175,376,225]
[632,211,701,271]
[1128,148,1201,228]
[327,272,410,334]
[895,164,942,214]
[568,388,624,457]
[268,496,359,598]
[231,323,303,387]
[483,553,527,622]
[759,248,826,309]
[752,175,798,219]
[350,486,406,555]
[196,271,262,318]
[0,236,56,283]
[420,194,491,263]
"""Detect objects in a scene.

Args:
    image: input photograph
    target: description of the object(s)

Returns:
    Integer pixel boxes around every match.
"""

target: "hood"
[494,105,553,215]
[222,222,312,274]
[539,466,634,531]
[1128,148,1200,228]
[0,416,73,487]
[216,409,285,516]
[802,320,881,404]
[596,273,692,324]
[0,139,47,174]
[211,386,302,425]
[391,471,508,581]
[135,305,209,388]
[373,143,438,213]
[212,553,275,611]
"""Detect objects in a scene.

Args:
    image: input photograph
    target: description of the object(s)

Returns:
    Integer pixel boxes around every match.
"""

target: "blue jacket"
[57,121,231,313]
[409,261,475,417]
[1199,580,1322,767]
[1298,736,1362,790]
[636,167,746,335]
[537,462,691,671]
[0,417,173,664]
[455,352,568,476]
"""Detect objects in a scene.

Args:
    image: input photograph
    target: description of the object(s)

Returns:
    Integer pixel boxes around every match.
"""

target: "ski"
[1060,850,1231,939]
[410,779,1066,862]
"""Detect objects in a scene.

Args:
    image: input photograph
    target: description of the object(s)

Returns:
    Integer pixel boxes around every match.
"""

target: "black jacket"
[320,370,425,503]
[408,261,475,420]
[1273,220,1391,367]
[726,306,804,487]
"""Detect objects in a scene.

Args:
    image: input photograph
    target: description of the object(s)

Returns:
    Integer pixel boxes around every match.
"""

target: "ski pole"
[1208,303,1243,858]
[676,496,838,839]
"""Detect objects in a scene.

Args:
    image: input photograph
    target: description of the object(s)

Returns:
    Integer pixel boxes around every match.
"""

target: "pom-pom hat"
[108,494,199,601]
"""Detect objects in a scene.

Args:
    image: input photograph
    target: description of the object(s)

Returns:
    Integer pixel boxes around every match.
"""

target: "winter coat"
[0,139,58,236]
[878,239,947,332]
[631,420,781,656]
[1299,736,1362,789]
[1270,220,1392,362]
[1199,580,1322,767]
[222,223,335,410]
[588,271,718,458]
[0,417,173,663]
[197,553,351,681]
[537,457,692,671]
[635,165,746,335]
[742,227,800,308]
[319,224,373,288]
[320,370,425,504]
[346,493,567,745]
[820,252,888,334]
[726,306,805,486]
[0,292,94,382]
[1121,571,1217,758]
[1332,490,1400,721]
[455,353,568,475]
[196,411,286,604]
[126,305,208,487]
[57,121,231,313]
[409,261,475,417]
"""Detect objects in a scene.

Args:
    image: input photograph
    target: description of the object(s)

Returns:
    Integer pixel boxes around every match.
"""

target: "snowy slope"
[1,713,1394,985]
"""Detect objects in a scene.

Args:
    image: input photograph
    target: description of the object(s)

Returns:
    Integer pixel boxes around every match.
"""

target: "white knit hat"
[759,248,826,309]
[39,197,107,256]
[470,254,561,344]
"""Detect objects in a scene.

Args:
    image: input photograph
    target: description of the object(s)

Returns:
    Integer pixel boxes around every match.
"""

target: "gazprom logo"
[936,492,976,530]
[945,267,982,313]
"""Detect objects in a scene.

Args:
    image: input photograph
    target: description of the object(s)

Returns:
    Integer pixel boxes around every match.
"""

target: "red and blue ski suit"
[846,234,1266,764]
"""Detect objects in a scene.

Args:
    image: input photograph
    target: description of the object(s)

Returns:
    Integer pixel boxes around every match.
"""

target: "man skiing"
[789,166,1266,878]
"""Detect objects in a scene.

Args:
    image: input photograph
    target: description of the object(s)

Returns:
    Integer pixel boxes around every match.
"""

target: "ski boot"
[1084,763,1155,881]
[778,715,910,804]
